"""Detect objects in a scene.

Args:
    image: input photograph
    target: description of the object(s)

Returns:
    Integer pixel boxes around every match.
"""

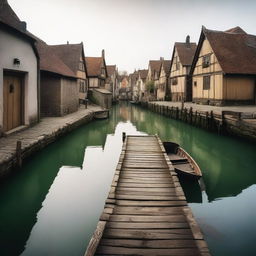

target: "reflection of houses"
[85,50,112,108]
[48,43,88,105]
[129,71,139,101]
[157,60,171,101]
[106,65,118,102]
[37,42,79,116]
[137,69,148,101]
[191,26,256,105]
[169,36,197,102]
[0,0,39,135]
[118,75,131,100]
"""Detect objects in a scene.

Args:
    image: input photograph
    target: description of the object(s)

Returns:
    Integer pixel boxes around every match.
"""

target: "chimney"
[102,49,105,59]
[67,41,69,44]
[20,21,27,32]
[186,35,190,48]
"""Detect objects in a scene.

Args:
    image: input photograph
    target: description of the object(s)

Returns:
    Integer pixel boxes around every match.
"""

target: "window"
[194,81,197,86]
[101,68,105,76]
[202,54,210,68]
[79,80,86,93]
[172,78,178,85]
[203,76,210,90]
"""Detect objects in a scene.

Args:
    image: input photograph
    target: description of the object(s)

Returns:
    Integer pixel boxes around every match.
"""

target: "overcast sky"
[9,0,256,73]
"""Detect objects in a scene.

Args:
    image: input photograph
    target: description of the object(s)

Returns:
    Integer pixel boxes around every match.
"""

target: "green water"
[0,102,256,256]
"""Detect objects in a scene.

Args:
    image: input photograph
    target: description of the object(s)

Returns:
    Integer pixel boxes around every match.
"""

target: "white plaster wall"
[0,28,38,129]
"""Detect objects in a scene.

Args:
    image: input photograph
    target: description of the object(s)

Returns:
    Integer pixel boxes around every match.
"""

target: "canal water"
[0,102,256,256]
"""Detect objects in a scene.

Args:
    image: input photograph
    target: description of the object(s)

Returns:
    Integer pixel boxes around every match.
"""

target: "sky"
[9,0,256,73]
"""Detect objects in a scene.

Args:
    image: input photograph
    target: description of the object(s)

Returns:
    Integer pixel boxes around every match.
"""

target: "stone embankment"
[0,105,102,179]
[140,101,256,142]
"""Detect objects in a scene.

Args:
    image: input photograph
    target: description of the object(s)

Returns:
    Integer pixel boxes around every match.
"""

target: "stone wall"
[91,89,112,109]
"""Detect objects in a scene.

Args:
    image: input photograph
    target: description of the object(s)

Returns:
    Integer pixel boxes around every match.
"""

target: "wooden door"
[3,75,23,132]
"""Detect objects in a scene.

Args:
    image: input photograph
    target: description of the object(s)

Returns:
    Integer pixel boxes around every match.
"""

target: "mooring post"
[122,132,126,142]
[16,140,22,168]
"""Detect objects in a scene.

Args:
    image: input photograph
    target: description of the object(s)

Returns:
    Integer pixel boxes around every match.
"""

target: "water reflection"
[0,103,256,256]
[21,122,145,256]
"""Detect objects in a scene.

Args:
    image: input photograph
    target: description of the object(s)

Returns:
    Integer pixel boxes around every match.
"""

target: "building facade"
[191,26,256,105]
[157,60,171,101]
[169,36,197,102]
[0,0,39,135]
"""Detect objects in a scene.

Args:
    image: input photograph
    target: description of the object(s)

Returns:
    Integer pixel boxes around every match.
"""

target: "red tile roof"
[193,26,256,75]
[85,57,104,77]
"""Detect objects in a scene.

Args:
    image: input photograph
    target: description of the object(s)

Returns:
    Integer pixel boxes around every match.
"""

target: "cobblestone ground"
[0,104,101,170]
[152,101,256,115]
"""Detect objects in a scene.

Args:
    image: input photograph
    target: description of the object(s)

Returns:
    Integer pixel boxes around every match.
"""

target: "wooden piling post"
[122,132,126,142]
[16,140,22,168]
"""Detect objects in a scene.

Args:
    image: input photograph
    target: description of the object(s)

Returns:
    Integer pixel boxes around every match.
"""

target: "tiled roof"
[0,0,35,41]
[175,43,197,66]
[48,44,84,74]
[36,41,76,78]
[202,26,256,74]
[149,60,162,76]
[106,65,116,77]
[139,69,148,80]
[85,57,104,77]
[162,61,171,76]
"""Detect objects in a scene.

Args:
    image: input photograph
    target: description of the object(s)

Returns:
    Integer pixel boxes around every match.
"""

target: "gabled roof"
[85,57,106,77]
[36,41,76,79]
[174,42,197,66]
[106,65,116,77]
[149,60,162,74]
[48,43,86,75]
[191,26,256,75]
[161,61,172,76]
[139,69,148,80]
[0,0,35,41]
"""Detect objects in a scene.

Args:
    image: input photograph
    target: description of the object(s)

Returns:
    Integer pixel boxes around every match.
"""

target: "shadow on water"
[0,102,256,256]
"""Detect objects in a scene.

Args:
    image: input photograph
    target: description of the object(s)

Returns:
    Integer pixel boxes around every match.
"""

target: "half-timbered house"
[191,26,256,105]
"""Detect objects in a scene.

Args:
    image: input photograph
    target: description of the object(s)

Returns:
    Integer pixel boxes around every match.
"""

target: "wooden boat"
[94,110,109,120]
[163,142,202,179]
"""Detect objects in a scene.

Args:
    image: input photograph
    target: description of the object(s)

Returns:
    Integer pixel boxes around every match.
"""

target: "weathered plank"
[85,135,210,256]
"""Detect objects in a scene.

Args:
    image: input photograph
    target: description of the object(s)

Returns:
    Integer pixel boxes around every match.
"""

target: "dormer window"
[101,67,105,76]
[202,54,211,68]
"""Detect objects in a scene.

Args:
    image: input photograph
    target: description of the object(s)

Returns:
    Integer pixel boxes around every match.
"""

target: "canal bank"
[140,101,256,142]
[0,103,256,256]
[0,104,102,179]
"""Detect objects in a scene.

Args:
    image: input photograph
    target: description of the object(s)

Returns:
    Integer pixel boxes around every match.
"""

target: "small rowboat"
[163,142,202,179]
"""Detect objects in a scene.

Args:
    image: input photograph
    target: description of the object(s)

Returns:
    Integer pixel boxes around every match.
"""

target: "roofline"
[40,69,77,79]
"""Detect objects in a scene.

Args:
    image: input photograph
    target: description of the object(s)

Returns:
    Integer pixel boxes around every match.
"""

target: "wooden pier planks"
[85,135,210,256]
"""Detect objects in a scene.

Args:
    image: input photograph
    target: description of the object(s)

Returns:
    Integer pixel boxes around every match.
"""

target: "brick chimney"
[186,35,190,48]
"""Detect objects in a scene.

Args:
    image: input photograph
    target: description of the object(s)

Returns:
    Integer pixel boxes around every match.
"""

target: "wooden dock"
[85,135,210,256]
